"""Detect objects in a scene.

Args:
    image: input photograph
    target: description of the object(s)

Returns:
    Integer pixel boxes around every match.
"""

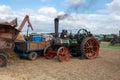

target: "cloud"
[38,7,57,17]
[0,5,14,21]
[0,5,64,33]
[106,0,120,12]
[99,0,120,14]
[0,0,120,34]
[68,0,85,5]
[84,14,120,34]
[93,0,120,34]
[0,5,11,14]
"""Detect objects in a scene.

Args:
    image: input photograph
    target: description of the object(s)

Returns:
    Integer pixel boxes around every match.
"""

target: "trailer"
[14,15,50,60]
[15,36,50,60]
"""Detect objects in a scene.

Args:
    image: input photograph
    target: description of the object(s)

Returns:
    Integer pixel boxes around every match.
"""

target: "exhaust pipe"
[54,14,68,38]
[54,18,59,38]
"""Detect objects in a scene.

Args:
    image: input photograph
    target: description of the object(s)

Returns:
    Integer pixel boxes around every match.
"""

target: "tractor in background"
[44,17,99,62]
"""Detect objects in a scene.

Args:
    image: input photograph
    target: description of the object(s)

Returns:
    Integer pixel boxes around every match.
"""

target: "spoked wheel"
[81,37,99,59]
[0,53,7,67]
[57,47,70,62]
[28,52,38,60]
[44,46,56,59]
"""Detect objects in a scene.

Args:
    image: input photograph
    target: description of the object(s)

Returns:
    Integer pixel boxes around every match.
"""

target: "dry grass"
[0,42,120,80]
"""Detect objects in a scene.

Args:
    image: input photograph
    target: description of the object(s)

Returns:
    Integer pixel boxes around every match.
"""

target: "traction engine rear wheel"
[57,47,70,62]
[44,46,56,59]
[81,37,99,59]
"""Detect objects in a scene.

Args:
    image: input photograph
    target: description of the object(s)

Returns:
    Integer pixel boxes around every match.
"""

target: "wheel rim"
[57,47,70,62]
[44,47,56,59]
[32,54,36,59]
[83,38,99,59]
[28,52,37,60]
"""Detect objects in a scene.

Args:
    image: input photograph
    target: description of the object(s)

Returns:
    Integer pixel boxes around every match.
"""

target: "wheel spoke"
[82,37,99,59]
[91,50,97,55]
[44,47,56,59]
[57,47,70,62]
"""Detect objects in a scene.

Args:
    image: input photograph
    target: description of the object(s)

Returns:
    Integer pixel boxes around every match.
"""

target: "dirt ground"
[0,46,120,80]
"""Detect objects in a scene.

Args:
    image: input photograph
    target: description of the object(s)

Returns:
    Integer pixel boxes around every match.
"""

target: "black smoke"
[67,0,99,13]
[56,14,69,20]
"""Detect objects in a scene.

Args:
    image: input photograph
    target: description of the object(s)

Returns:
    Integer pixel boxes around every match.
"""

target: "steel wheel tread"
[80,37,99,59]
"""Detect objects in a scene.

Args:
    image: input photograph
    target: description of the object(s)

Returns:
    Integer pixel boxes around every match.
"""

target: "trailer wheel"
[28,52,38,60]
[81,37,99,59]
[57,47,70,62]
[0,54,7,67]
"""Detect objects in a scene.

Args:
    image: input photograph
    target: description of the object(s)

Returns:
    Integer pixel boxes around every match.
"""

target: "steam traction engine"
[44,18,99,62]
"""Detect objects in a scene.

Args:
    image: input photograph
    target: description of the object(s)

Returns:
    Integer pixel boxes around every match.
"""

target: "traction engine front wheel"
[57,47,70,62]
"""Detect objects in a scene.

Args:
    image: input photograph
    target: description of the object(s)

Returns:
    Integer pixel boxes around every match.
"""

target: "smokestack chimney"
[54,18,59,38]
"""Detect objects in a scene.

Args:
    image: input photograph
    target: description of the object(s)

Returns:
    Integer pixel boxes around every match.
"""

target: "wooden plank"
[39,42,45,49]
[15,41,51,51]
[28,41,50,50]
[29,42,39,50]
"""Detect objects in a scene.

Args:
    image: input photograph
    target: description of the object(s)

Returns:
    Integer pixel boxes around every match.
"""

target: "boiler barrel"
[60,39,70,46]
[52,38,70,46]
[51,38,78,47]
[70,39,77,46]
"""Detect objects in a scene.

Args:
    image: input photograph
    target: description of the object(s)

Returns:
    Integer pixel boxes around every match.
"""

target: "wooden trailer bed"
[15,41,50,51]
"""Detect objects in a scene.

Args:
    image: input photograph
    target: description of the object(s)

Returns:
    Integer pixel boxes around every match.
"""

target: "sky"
[0,0,120,34]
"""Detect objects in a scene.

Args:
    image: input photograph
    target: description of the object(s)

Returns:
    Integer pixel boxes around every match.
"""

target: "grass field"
[100,42,120,50]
